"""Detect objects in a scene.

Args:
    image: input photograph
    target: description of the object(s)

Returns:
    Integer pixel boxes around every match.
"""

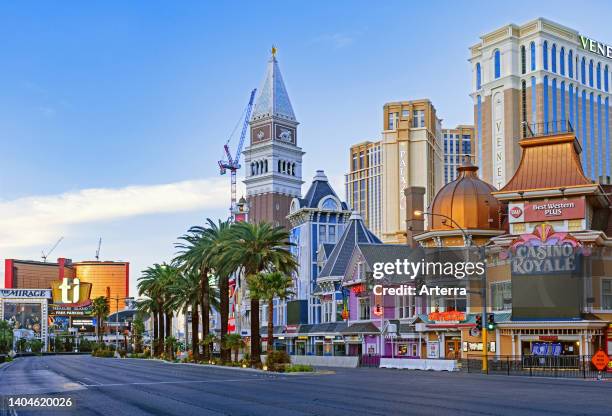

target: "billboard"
[508,198,585,223]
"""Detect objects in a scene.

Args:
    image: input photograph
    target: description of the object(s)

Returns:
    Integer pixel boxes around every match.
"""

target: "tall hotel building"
[346,99,443,244]
[442,125,475,183]
[470,18,612,189]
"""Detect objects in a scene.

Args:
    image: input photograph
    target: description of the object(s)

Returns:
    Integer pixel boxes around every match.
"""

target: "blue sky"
[1,1,611,295]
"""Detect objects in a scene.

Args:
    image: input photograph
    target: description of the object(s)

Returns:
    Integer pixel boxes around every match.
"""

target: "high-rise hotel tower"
[470,18,611,189]
[243,50,304,228]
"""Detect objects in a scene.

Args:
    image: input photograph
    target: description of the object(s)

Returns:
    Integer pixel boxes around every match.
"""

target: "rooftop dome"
[429,159,501,231]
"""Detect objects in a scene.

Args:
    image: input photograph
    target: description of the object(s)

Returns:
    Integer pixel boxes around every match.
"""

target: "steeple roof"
[251,50,296,123]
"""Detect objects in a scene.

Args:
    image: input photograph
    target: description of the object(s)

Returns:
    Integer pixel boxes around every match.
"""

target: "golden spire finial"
[271,45,277,57]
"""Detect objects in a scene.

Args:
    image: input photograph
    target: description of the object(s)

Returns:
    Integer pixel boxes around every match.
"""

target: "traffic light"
[487,314,496,331]
[475,315,482,331]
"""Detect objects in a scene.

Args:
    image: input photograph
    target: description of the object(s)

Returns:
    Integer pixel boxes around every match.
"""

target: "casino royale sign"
[510,245,581,275]
[579,35,612,60]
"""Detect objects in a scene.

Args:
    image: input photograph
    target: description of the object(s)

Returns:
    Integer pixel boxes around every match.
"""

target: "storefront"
[0,289,52,351]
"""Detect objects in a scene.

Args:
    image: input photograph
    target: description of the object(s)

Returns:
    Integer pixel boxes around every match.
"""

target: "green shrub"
[91,349,114,358]
[265,350,290,366]
[29,339,43,353]
[79,338,92,352]
[286,364,314,373]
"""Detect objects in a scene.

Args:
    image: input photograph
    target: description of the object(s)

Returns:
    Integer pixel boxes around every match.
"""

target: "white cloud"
[0,177,243,249]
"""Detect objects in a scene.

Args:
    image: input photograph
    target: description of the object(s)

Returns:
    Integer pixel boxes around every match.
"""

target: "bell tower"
[243,48,304,228]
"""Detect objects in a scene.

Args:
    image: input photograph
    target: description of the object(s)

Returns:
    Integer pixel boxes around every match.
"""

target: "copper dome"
[429,159,501,231]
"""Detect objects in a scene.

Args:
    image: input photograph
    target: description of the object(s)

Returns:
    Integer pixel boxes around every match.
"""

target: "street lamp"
[413,210,490,373]
[111,296,134,352]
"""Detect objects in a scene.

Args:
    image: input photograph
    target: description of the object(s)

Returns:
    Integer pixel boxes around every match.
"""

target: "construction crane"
[95,238,102,261]
[218,88,257,217]
[41,237,64,262]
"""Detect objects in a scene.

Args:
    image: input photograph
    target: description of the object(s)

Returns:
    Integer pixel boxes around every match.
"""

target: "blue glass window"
[494,50,501,79]
[531,77,537,125]
[569,84,574,131]
[560,81,566,130]
[568,50,573,78]
[606,97,610,178]
[589,92,595,178]
[551,44,557,73]
[543,41,548,70]
[589,60,594,87]
[581,58,586,85]
[597,95,602,177]
[597,63,601,90]
[543,76,549,133]
[581,90,587,169]
[560,48,565,75]
[552,79,557,132]
[530,42,536,71]
[477,95,482,171]
[476,62,481,89]
[605,65,609,92]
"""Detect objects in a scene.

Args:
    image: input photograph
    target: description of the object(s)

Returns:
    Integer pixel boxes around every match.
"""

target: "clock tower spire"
[243,49,304,228]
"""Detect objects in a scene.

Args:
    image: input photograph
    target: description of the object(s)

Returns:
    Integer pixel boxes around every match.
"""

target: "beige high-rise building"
[470,18,611,189]
[345,100,443,244]
[443,125,475,183]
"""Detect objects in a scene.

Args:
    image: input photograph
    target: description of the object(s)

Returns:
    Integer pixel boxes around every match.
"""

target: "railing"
[461,355,610,379]
[522,120,574,138]
[359,354,381,367]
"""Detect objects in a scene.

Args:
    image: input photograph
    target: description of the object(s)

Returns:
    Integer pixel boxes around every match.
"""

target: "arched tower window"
[589,60,594,87]
[581,58,586,85]
[476,62,481,89]
[605,65,609,92]
[597,62,601,89]
[520,45,526,75]
[264,159,268,173]
[278,160,281,172]
[543,41,548,70]
[530,42,536,71]
[568,50,573,78]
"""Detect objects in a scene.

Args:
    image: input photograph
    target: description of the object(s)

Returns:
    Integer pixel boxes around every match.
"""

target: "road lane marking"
[81,378,262,388]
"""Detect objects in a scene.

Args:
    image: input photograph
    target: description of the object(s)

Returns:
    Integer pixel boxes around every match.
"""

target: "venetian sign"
[579,36,612,60]
[508,199,585,223]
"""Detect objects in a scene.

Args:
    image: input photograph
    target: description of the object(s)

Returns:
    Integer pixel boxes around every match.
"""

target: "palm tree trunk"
[250,298,261,366]
[165,311,173,356]
[191,303,200,360]
[200,269,210,360]
[220,274,230,362]
[152,312,158,355]
[267,298,274,353]
[157,307,165,356]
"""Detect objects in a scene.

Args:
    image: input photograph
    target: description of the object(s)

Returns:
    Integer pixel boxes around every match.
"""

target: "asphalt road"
[0,355,611,416]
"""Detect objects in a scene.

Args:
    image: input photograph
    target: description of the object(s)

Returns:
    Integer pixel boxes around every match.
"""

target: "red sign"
[228,317,236,333]
[538,336,558,341]
[509,199,585,224]
[428,310,465,322]
[592,350,610,371]
[510,206,523,218]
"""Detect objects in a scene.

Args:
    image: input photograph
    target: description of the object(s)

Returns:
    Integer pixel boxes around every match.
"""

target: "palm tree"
[168,268,202,360]
[201,333,218,360]
[175,223,217,360]
[225,333,244,362]
[91,296,110,343]
[248,271,294,353]
[139,263,173,356]
[220,221,297,366]
[202,219,234,362]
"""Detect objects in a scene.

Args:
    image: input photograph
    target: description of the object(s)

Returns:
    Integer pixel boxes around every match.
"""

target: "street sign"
[591,350,610,371]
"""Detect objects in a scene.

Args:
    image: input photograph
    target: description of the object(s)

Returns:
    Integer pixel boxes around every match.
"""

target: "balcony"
[522,120,574,139]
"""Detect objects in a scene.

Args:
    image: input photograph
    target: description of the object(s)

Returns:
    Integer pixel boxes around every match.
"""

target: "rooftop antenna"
[41,237,64,262]
[95,237,102,261]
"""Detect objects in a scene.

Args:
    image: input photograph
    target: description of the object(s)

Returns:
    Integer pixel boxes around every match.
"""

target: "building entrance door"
[445,339,460,359]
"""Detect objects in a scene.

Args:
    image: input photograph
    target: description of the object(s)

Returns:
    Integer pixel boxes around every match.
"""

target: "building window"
[318,225,326,243]
[543,75,549,133]
[606,97,610,178]
[582,90,587,169]
[590,92,595,178]
[543,41,548,70]
[328,225,336,242]
[568,50,573,78]
[551,44,556,73]
[321,198,338,211]
[560,81,566,130]
[401,109,409,117]
[359,151,364,169]
[521,80,527,137]
[598,95,603,177]
[605,65,609,92]
[491,281,512,311]
[552,78,557,132]
[531,77,537,126]
[477,95,482,171]
[359,297,370,320]
[560,47,565,75]
[603,280,612,309]
[388,112,394,130]
[589,60,594,87]
[322,300,332,323]
[413,110,425,128]
[494,49,501,79]
[569,84,574,132]
[397,294,412,319]
[520,46,526,75]
[597,62,601,90]
[581,57,586,85]
[476,62,481,89]
[352,153,357,171]
[530,41,536,71]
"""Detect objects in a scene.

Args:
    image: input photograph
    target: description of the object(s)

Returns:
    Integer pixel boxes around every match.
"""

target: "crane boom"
[41,237,64,262]
[218,88,257,218]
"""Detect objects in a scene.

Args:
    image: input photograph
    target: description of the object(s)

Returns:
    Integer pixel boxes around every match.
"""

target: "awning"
[341,322,380,335]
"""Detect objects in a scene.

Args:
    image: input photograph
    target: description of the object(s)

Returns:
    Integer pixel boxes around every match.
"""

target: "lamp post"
[112,296,134,351]
[413,210,489,373]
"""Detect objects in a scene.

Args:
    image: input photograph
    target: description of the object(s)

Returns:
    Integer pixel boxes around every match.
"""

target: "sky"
[1,1,611,296]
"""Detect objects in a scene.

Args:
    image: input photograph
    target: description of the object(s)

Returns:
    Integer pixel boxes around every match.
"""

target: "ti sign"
[508,199,585,224]
[579,35,612,60]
